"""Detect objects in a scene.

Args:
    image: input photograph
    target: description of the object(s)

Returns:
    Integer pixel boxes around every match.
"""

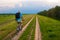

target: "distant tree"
[37,6,60,20]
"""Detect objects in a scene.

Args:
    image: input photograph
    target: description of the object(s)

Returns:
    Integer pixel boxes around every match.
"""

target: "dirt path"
[35,16,41,40]
[11,16,34,40]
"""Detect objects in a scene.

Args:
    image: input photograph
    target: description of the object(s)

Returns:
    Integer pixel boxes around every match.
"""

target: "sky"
[0,0,60,14]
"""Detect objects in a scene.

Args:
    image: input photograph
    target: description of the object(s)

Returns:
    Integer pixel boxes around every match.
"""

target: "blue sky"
[0,0,60,14]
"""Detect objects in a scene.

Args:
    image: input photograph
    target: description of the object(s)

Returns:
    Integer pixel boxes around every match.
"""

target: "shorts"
[17,19,22,22]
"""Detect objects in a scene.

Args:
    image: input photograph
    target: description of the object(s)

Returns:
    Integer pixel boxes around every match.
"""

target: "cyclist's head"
[18,11,20,13]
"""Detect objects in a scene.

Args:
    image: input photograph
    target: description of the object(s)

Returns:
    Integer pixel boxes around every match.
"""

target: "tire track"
[11,16,34,40]
[3,16,33,40]
[35,16,41,40]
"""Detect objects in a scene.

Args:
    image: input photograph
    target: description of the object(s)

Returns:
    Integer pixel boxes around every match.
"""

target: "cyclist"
[15,11,23,33]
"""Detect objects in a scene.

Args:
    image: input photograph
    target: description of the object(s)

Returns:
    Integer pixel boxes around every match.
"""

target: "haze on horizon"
[0,0,60,14]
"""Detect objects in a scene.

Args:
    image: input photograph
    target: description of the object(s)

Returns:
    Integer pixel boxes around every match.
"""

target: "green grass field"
[38,15,60,40]
[0,14,33,40]
[0,14,60,40]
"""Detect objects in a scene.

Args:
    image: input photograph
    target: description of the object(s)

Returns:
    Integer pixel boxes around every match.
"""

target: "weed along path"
[35,16,41,40]
[11,16,34,40]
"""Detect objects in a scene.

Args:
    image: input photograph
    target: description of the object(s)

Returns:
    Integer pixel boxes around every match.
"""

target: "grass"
[0,15,15,24]
[19,16,36,40]
[38,15,60,40]
[0,21,17,40]
[0,15,33,40]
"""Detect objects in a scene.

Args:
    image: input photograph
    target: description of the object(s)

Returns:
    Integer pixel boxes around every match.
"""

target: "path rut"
[35,16,41,40]
[11,16,34,40]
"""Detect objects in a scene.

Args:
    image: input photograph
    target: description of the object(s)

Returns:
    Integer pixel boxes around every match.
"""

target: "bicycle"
[16,22,23,34]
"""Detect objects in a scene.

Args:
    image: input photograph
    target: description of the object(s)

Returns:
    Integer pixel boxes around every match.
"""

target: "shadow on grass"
[49,34,56,38]
[48,30,53,32]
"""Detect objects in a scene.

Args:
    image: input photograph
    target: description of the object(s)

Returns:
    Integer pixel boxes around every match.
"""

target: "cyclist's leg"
[16,22,20,34]
[19,22,22,30]
[21,21,23,29]
[18,22,21,31]
[20,21,23,30]
[16,27,19,34]
[17,21,22,31]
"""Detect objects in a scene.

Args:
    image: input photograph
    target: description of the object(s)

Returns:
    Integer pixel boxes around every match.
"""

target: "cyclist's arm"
[20,13,24,21]
[21,14,24,21]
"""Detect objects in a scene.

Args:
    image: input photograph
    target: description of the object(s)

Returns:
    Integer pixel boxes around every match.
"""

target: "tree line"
[38,6,60,20]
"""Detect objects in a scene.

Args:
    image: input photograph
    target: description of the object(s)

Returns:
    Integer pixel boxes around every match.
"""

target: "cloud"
[0,2,23,13]
[0,0,60,13]
[46,0,58,3]
[0,0,60,8]
[21,0,60,8]
[0,0,19,3]
[0,0,23,10]
[18,3,23,7]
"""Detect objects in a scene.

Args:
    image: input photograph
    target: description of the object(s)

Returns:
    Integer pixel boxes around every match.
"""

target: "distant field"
[38,15,60,40]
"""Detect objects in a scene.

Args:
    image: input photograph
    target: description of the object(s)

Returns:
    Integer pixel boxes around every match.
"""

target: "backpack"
[15,13,20,18]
